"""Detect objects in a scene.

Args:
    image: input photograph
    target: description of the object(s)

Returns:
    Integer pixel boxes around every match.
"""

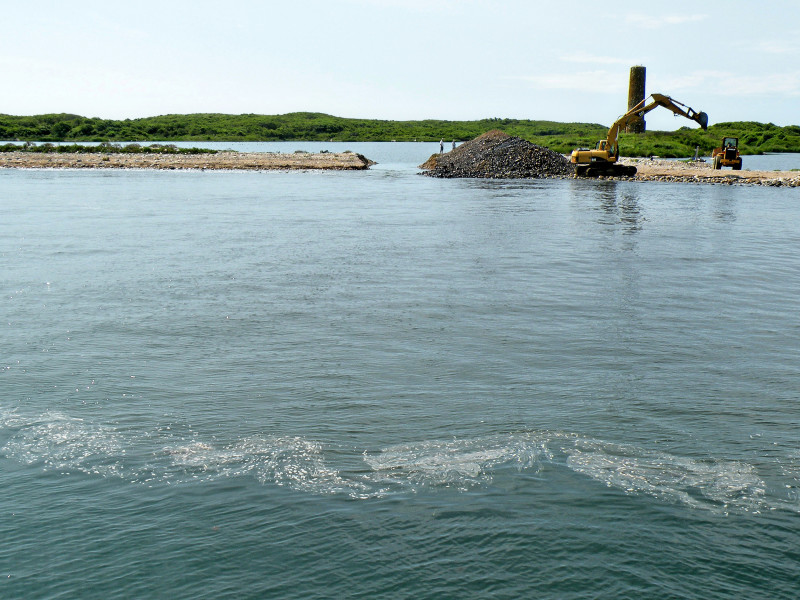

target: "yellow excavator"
[571,93,708,177]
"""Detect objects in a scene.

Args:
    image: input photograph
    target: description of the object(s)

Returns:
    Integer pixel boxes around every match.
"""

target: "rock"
[420,130,575,179]
[0,151,375,171]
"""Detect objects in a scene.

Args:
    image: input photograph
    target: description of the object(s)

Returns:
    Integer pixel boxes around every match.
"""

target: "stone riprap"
[420,130,575,179]
[619,158,800,187]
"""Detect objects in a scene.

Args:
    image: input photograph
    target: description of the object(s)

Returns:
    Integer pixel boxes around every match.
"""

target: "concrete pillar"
[626,66,646,133]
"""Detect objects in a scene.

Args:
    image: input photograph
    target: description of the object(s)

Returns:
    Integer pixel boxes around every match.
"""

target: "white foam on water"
[0,406,793,513]
[161,435,372,497]
[246,436,369,496]
[775,448,800,511]
[362,433,553,493]
[0,406,27,429]
[563,438,768,514]
[156,432,554,497]
[2,411,125,478]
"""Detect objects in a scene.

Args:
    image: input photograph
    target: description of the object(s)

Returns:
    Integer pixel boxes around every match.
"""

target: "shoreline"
[2,150,799,186]
[0,150,375,171]
[618,158,800,187]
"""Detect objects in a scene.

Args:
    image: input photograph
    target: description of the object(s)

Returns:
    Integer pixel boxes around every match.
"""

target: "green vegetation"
[0,141,216,154]
[1,112,798,158]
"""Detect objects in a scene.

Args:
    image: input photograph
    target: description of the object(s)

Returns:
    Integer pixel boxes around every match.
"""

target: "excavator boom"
[610,93,708,146]
[571,93,708,177]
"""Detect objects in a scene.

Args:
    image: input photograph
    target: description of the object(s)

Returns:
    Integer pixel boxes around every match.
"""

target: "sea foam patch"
[0,406,790,512]
[2,411,125,478]
[563,438,768,513]
[363,433,553,492]
[162,435,369,496]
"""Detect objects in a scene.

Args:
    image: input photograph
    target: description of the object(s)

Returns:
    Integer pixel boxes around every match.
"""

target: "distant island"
[1,112,799,158]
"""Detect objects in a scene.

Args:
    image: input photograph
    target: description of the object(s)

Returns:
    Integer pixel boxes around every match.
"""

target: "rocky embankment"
[421,130,800,187]
[420,130,574,178]
[619,158,800,187]
[0,151,375,171]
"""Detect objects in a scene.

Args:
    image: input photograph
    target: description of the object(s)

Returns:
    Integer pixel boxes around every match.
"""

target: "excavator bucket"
[696,111,709,130]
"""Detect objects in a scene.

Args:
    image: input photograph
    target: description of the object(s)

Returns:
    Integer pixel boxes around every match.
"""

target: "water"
[16,140,800,171]
[2,146,800,599]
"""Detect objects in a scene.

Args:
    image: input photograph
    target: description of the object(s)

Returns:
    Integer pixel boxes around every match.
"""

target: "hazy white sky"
[3,0,799,129]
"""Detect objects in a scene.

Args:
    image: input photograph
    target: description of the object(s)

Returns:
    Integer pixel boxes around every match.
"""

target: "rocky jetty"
[0,151,375,171]
[420,130,575,179]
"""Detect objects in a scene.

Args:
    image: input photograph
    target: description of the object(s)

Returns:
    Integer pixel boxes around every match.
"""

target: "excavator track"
[575,164,637,178]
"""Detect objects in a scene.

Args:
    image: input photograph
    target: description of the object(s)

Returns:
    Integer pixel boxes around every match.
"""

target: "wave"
[0,407,793,513]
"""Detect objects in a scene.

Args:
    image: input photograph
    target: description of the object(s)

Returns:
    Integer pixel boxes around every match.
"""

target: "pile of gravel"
[420,130,575,178]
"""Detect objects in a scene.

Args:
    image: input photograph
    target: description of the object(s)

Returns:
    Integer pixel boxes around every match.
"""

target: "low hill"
[1,112,798,157]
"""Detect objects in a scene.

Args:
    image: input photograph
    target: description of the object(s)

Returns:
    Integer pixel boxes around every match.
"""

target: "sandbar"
[0,151,375,171]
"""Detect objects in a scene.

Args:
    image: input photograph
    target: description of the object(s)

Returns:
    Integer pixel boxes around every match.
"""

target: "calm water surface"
[2,145,800,599]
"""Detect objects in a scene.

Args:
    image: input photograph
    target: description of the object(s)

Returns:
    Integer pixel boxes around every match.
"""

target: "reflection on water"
[463,179,554,196]
[570,179,644,235]
[596,181,643,234]
[711,186,738,222]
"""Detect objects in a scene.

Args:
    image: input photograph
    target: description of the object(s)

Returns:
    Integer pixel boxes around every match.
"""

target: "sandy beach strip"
[0,150,375,171]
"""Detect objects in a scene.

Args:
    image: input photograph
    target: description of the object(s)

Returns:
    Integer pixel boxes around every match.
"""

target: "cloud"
[560,53,641,66]
[664,70,800,96]
[510,67,800,118]
[342,0,464,12]
[757,40,800,55]
[624,13,708,29]
[512,70,625,94]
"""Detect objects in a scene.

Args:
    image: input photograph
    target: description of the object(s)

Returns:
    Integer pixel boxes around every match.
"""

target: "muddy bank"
[0,150,375,171]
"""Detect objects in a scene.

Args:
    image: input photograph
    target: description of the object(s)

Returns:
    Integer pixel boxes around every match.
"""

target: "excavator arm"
[571,92,708,176]
[604,93,708,160]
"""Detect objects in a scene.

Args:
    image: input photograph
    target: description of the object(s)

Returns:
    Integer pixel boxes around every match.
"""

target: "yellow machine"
[711,137,742,170]
[571,93,708,177]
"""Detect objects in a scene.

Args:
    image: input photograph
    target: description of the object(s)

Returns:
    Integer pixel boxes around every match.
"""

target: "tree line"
[1,112,799,158]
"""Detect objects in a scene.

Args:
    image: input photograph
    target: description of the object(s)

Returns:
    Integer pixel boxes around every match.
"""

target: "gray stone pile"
[420,130,575,178]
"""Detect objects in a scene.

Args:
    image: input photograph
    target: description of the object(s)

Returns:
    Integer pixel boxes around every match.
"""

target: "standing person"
[440,139,444,154]
[452,140,456,150]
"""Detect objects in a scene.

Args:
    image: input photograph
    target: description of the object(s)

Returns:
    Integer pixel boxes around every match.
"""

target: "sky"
[3,0,799,130]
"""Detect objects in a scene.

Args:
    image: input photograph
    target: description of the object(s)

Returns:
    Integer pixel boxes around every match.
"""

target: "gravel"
[420,130,575,178]
[0,151,375,171]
